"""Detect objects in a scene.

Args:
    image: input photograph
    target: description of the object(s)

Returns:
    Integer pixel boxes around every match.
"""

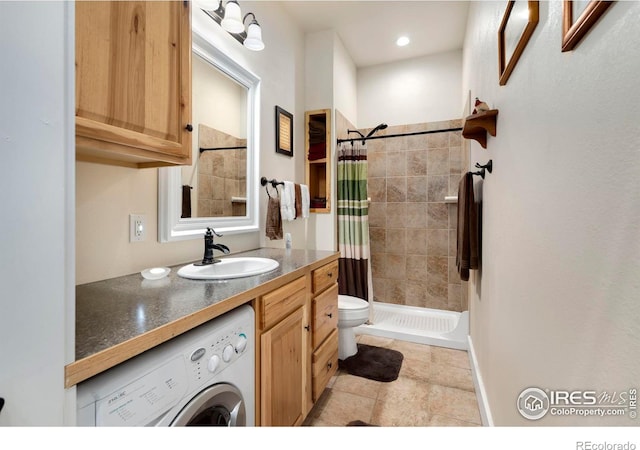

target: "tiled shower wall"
[365,120,469,312]
[197,124,247,217]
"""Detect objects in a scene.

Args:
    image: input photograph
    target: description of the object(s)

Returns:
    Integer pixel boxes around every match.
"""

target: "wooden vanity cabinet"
[75,1,192,168]
[255,260,339,426]
[257,277,310,426]
[310,261,339,402]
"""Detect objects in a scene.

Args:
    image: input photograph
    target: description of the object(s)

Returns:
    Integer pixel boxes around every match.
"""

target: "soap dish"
[141,267,171,280]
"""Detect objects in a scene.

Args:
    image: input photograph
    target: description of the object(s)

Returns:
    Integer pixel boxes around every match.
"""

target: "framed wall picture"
[562,1,614,52]
[275,106,293,157]
[498,1,539,86]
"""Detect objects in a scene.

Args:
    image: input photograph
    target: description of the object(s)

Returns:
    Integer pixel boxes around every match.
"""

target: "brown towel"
[456,172,479,281]
[266,196,283,240]
[294,183,302,218]
[181,185,192,218]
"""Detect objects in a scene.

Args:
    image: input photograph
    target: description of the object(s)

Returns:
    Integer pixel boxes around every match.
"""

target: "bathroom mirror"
[187,53,247,219]
[159,30,261,242]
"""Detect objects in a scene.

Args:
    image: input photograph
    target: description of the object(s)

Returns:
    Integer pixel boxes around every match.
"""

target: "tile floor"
[303,334,482,427]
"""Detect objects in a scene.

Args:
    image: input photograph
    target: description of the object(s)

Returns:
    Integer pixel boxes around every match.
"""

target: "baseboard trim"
[467,335,494,426]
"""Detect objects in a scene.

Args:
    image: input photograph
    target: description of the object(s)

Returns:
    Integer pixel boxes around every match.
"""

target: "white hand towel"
[300,184,310,218]
[280,181,296,221]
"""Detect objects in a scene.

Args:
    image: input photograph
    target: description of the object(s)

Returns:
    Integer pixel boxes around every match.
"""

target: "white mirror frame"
[159,30,261,242]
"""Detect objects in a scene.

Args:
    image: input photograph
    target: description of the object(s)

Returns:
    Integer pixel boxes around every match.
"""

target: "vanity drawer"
[312,329,338,402]
[260,276,307,330]
[312,283,338,349]
[312,260,339,294]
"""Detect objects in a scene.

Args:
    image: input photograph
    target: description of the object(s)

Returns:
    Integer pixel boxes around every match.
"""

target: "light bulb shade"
[195,0,220,11]
[244,21,264,51]
[221,1,244,34]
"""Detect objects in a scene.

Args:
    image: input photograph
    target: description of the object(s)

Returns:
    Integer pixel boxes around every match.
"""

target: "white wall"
[302,30,358,252]
[463,1,640,425]
[303,30,337,251]
[0,1,75,425]
[77,2,306,283]
[358,49,462,128]
[333,36,358,125]
[304,30,334,112]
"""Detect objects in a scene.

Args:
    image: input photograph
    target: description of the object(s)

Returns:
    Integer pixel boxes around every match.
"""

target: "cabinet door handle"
[185,123,193,132]
[0,397,4,415]
[325,312,333,318]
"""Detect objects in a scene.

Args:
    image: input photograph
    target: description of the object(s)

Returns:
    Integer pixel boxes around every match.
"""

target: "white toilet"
[338,295,370,360]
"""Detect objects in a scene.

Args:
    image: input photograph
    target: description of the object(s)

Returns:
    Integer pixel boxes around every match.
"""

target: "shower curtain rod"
[336,126,463,144]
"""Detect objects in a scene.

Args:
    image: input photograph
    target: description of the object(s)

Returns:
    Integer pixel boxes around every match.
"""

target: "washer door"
[171,383,246,426]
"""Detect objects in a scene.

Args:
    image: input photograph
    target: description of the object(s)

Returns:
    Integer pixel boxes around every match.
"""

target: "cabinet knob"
[327,272,333,278]
[327,362,333,369]
[0,398,4,414]
[304,325,310,332]
[185,123,193,132]
[326,312,333,319]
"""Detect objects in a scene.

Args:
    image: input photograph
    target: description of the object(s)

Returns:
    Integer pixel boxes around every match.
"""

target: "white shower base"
[355,302,469,350]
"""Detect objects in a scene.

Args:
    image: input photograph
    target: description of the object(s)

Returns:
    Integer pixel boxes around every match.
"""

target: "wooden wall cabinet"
[75,1,192,168]
[305,109,332,213]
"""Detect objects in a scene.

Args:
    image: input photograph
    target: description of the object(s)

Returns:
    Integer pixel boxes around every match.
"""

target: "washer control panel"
[186,326,250,384]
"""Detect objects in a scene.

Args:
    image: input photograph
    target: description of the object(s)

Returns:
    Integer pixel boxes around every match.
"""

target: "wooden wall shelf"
[462,109,499,149]
[305,109,331,213]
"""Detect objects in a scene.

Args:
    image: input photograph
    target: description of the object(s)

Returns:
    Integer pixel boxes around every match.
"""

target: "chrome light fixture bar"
[198,0,265,51]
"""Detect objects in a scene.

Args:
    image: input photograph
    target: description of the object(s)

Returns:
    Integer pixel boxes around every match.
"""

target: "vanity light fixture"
[195,0,220,11]
[242,13,264,51]
[221,0,244,33]
[199,0,265,51]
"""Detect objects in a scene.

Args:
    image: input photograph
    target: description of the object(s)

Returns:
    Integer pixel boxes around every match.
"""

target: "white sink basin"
[177,257,279,280]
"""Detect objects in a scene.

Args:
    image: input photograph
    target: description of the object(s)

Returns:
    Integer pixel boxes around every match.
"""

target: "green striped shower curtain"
[337,141,371,302]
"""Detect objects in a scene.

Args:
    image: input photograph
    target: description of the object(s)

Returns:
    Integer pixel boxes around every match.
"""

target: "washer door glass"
[171,383,246,426]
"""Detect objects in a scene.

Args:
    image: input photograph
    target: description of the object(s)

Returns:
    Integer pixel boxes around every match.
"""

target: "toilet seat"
[338,295,369,310]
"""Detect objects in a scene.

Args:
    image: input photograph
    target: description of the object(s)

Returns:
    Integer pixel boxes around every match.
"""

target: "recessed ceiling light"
[396,36,410,47]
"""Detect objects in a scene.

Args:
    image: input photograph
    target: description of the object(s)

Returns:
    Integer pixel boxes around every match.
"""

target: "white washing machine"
[77,305,254,426]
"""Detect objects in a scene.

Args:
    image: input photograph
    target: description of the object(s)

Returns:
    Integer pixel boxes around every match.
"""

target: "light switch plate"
[130,214,145,242]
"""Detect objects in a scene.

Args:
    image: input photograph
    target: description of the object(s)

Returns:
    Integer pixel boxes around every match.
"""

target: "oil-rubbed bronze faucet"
[195,227,230,266]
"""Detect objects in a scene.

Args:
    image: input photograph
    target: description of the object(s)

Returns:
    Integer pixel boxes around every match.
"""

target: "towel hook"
[471,160,493,179]
[475,160,493,173]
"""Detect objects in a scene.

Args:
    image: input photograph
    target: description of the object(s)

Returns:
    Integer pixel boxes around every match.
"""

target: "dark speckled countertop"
[74,247,337,362]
